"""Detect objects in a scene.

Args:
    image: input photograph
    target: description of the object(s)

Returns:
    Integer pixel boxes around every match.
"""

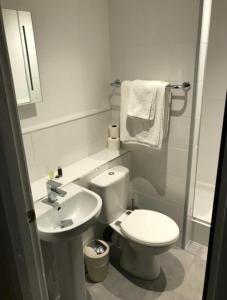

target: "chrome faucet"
[46,180,67,203]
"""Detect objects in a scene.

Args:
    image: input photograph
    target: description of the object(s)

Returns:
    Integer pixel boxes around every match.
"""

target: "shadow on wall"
[128,143,168,197]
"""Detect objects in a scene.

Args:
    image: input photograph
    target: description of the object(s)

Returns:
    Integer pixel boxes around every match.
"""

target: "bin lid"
[84,240,109,258]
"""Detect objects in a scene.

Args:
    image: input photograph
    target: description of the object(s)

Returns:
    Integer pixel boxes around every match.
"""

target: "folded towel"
[127,80,158,120]
[120,81,171,150]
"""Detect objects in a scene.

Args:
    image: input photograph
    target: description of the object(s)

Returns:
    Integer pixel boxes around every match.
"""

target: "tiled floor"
[86,242,207,300]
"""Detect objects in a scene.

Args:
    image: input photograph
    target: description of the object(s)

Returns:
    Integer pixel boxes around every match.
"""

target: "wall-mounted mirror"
[2,9,42,105]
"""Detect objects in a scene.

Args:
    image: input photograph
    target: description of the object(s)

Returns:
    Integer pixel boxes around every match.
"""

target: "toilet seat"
[120,209,179,247]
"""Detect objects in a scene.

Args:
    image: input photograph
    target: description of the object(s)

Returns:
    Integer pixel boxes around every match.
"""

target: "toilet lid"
[120,210,179,247]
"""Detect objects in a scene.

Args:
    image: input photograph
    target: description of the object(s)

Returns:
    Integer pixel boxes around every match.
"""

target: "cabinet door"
[2,9,42,105]
[18,11,42,104]
[2,9,30,105]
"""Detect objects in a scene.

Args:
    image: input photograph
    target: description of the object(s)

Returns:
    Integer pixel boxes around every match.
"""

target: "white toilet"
[90,165,179,280]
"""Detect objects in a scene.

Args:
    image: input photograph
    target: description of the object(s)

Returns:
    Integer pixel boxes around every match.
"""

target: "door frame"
[202,95,227,300]
[0,5,48,300]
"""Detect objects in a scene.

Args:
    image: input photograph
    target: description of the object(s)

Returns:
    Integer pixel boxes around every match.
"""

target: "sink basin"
[35,182,102,300]
[36,183,102,242]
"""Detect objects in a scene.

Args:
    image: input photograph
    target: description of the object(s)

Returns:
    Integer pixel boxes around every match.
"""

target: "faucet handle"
[46,180,65,203]
[47,180,62,188]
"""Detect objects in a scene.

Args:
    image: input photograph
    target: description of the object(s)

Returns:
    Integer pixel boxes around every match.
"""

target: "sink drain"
[108,172,115,175]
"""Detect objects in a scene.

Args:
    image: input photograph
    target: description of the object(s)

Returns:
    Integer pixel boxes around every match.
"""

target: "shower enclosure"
[190,0,226,245]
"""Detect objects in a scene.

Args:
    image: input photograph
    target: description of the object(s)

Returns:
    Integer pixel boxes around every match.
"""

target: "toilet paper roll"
[109,124,120,138]
[108,137,120,151]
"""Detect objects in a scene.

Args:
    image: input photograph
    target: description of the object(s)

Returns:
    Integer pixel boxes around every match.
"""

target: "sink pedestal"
[36,183,102,299]
[55,235,86,300]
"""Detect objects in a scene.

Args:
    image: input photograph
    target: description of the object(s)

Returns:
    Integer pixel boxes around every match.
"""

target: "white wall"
[109,0,200,246]
[2,0,202,247]
[196,0,227,186]
[2,0,111,182]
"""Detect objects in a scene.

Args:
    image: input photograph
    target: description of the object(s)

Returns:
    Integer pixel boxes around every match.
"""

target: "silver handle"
[22,25,34,91]
[47,180,63,188]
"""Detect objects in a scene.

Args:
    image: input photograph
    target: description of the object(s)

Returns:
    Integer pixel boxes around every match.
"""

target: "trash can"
[84,240,110,282]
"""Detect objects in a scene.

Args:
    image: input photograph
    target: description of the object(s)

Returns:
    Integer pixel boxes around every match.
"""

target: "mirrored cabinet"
[2,9,42,105]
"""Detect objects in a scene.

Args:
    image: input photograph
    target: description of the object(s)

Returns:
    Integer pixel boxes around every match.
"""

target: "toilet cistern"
[46,180,67,203]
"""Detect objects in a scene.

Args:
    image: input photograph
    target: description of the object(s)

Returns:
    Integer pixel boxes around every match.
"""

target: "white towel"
[127,80,158,120]
[120,81,171,150]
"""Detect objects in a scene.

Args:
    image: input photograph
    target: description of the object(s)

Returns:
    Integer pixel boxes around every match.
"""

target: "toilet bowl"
[90,165,179,280]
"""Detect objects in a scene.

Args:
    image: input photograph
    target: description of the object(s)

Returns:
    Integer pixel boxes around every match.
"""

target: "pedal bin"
[84,240,110,282]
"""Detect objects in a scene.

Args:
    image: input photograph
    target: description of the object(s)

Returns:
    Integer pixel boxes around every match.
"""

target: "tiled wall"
[109,0,200,246]
[23,112,111,182]
[1,0,112,182]
[197,0,227,186]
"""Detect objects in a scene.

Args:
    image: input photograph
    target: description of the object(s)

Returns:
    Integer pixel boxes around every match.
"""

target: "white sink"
[36,183,102,242]
[35,183,102,300]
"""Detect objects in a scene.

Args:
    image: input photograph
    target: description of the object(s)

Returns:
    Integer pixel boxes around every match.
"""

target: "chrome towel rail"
[110,79,191,92]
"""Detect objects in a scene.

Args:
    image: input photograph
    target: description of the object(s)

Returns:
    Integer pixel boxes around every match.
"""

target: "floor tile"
[86,245,206,300]
[186,241,208,261]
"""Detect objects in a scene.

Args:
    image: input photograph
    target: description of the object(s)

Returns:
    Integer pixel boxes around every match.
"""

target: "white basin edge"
[35,183,102,234]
